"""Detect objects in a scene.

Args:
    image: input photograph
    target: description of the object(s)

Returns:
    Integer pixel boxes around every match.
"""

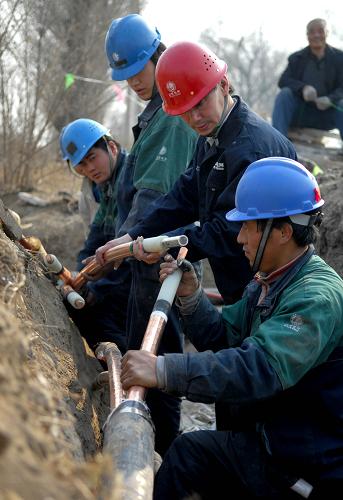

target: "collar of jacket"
[199,95,247,155]
[206,96,238,147]
[254,246,309,305]
[255,246,309,286]
[137,92,162,130]
[301,44,335,60]
[249,245,315,313]
[243,245,315,335]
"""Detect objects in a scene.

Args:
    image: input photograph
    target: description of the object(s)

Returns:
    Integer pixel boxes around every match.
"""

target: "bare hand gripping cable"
[43,234,188,309]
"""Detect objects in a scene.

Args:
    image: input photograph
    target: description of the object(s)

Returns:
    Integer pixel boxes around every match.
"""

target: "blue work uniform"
[128,97,298,304]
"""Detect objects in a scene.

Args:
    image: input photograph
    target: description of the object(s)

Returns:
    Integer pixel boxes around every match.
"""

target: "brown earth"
[0,141,342,498]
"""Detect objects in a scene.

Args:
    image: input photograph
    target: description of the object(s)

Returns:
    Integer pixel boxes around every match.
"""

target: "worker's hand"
[302,85,317,102]
[159,254,199,297]
[121,350,158,390]
[131,236,164,264]
[315,96,332,111]
[95,233,132,266]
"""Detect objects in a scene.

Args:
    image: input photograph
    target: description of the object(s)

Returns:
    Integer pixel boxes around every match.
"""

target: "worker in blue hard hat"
[60,118,122,230]
[105,13,161,83]
[59,118,131,355]
[97,14,199,457]
[121,157,343,499]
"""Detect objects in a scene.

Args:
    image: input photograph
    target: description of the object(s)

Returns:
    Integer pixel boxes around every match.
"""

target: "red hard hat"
[156,41,227,115]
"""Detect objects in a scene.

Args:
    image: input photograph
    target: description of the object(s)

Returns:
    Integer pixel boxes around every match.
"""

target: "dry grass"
[30,161,82,198]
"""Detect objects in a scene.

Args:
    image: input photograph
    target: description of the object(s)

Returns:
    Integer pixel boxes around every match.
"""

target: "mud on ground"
[0,145,342,498]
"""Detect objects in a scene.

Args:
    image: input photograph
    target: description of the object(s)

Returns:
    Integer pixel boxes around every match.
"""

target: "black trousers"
[153,429,339,500]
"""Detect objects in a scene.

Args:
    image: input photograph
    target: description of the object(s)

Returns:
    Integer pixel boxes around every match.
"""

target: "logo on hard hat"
[166,81,176,92]
[166,81,181,98]
[112,52,120,62]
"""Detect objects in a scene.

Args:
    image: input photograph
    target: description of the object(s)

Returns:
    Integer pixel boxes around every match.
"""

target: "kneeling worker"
[121,157,343,499]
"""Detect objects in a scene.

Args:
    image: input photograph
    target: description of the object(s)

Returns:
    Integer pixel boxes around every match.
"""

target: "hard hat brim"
[226,208,248,222]
[110,40,160,81]
[111,58,148,81]
[226,200,325,222]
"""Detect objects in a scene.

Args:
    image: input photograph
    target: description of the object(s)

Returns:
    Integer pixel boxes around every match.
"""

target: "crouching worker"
[59,118,131,354]
[121,157,343,499]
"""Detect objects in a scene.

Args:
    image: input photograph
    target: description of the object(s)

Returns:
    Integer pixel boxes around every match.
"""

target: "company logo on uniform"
[213,162,224,171]
[156,145,167,162]
[166,81,181,98]
[283,314,304,333]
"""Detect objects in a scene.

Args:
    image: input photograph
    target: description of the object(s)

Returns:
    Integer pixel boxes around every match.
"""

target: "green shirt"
[131,107,197,193]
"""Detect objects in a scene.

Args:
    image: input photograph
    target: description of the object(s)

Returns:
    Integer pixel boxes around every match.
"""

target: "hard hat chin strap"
[289,212,323,227]
[208,94,229,139]
[151,82,159,100]
[104,137,117,178]
[252,218,274,275]
[67,159,83,179]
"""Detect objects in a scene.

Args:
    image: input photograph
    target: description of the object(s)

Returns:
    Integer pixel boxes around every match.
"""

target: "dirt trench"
[0,144,341,498]
[0,173,216,499]
[0,230,114,499]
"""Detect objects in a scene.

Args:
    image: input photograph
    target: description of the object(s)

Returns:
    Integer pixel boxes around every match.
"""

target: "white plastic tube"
[43,254,63,273]
[155,268,183,305]
[142,235,188,253]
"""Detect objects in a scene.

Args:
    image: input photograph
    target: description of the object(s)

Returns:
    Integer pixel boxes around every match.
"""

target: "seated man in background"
[59,118,130,354]
[122,157,343,499]
[272,18,343,144]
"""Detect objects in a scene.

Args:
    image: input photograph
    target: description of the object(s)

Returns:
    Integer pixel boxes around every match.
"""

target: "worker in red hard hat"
[96,40,298,431]
[156,40,230,137]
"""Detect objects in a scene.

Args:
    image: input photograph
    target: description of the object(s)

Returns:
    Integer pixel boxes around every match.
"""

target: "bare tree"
[0,0,146,192]
[200,28,287,119]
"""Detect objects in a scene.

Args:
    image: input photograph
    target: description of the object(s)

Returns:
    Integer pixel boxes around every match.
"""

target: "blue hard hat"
[226,157,324,222]
[105,14,161,81]
[59,119,110,167]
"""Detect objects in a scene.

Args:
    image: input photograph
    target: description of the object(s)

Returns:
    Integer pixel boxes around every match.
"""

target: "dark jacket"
[77,148,131,301]
[129,97,297,303]
[278,44,343,104]
[165,250,343,480]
